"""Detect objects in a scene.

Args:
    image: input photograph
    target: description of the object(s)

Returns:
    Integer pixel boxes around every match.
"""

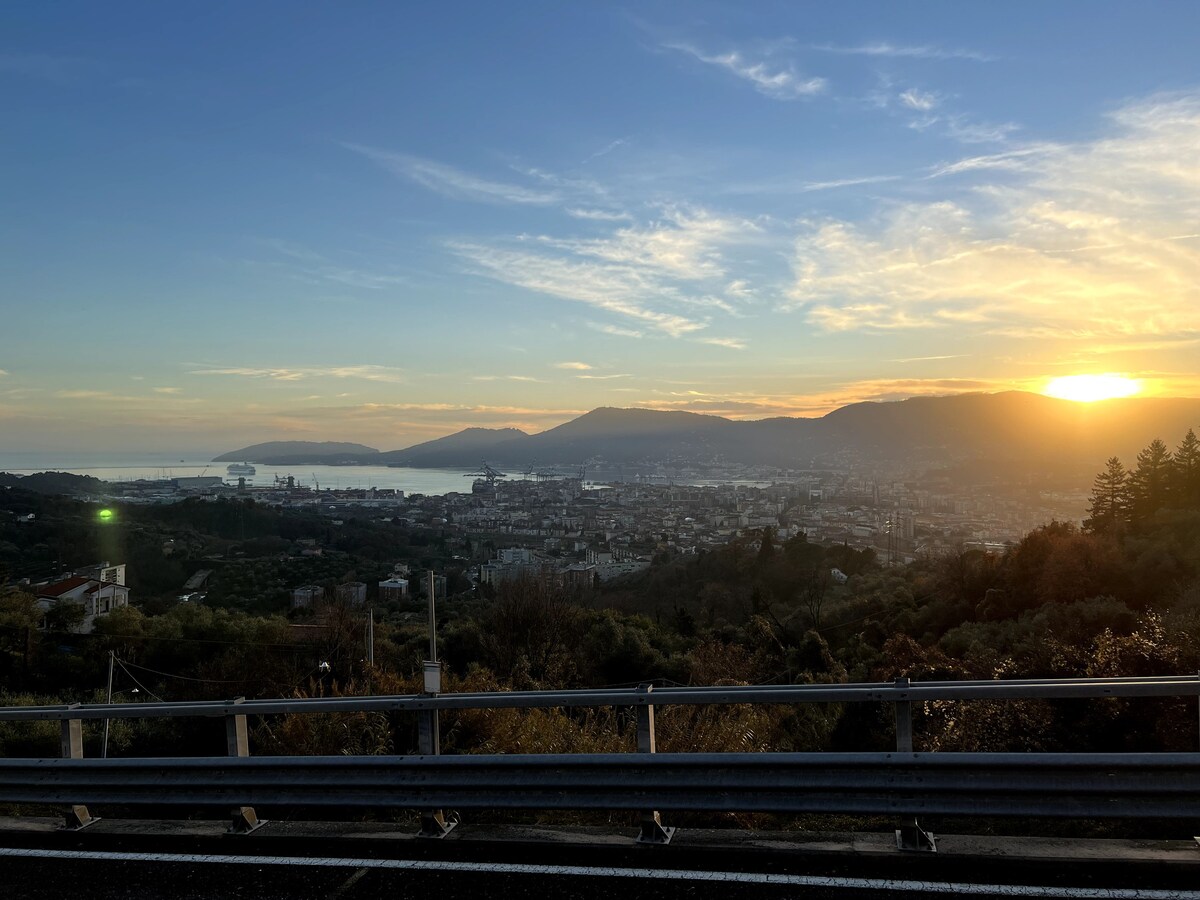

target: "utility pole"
[418,568,453,837]
[366,609,374,667]
[427,570,437,662]
[102,650,114,758]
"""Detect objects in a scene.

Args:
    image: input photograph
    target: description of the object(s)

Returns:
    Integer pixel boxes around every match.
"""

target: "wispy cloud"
[566,207,632,221]
[472,374,546,383]
[255,238,409,291]
[811,42,995,62]
[699,337,748,350]
[189,365,407,383]
[942,116,1020,144]
[899,89,939,111]
[153,387,182,394]
[588,321,644,338]
[582,138,629,164]
[0,369,8,377]
[554,361,593,370]
[453,241,707,336]
[804,175,900,192]
[536,207,758,280]
[665,43,826,100]
[51,389,206,405]
[56,390,113,400]
[927,146,1056,179]
[451,206,761,337]
[721,174,900,197]
[576,373,633,380]
[344,143,558,205]
[788,94,1200,339]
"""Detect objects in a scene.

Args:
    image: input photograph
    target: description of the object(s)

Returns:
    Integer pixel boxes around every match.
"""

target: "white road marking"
[0,846,1194,898]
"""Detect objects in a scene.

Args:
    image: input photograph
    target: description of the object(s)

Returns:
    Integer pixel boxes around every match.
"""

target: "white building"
[37,575,130,633]
[378,577,409,602]
[336,581,368,606]
[291,584,325,609]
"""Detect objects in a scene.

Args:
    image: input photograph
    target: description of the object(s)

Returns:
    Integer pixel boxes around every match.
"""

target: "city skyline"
[3,2,1199,452]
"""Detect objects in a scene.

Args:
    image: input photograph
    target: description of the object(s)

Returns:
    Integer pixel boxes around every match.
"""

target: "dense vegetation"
[3,434,1200,831]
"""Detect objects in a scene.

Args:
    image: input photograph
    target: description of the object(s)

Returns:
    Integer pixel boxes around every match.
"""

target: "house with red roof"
[37,571,130,633]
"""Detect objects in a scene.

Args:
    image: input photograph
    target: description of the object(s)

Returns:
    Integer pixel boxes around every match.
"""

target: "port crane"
[523,462,561,482]
[465,462,507,485]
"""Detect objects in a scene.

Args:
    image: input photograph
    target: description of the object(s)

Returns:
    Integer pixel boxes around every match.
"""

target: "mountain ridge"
[216,392,1200,471]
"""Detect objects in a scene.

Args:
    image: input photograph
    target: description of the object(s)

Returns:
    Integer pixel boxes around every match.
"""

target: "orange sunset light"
[1043,374,1142,403]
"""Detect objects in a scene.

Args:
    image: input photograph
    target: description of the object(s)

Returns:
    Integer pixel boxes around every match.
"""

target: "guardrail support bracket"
[227,806,265,835]
[59,713,97,830]
[61,804,98,831]
[634,683,673,845]
[892,680,935,852]
[415,681,458,839]
[896,819,937,852]
[637,811,675,845]
[418,809,457,839]
[223,699,263,835]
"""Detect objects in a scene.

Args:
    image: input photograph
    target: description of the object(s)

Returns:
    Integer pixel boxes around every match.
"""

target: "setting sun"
[1043,374,1142,403]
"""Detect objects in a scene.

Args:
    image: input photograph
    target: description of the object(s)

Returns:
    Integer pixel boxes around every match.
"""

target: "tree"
[1084,457,1130,535]
[799,567,831,629]
[756,527,776,565]
[44,601,86,633]
[1127,439,1173,525]
[1169,429,1200,511]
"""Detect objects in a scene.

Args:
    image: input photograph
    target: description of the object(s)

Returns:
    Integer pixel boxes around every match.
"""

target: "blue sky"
[3,1,1199,452]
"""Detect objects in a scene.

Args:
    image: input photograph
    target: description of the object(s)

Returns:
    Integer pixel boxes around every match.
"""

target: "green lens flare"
[98,509,114,522]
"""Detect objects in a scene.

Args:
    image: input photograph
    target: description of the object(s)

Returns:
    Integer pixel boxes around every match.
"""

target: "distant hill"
[213,441,380,465]
[518,407,742,465]
[379,427,528,467]
[218,393,1200,475]
[0,471,107,495]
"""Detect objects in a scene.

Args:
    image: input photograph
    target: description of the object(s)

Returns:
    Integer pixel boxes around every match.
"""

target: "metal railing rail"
[0,673,1197,722]
[2,673,1198,851]
[4,753,1200,819]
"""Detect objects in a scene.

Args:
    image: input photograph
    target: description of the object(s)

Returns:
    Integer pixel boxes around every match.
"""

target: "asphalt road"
[3,851,1199,900]
[3,819,1199,900]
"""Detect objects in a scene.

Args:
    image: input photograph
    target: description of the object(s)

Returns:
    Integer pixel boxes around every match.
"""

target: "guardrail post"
[417,660,456,838]
[635,683,674,845]
[59,705,97,830]
[893,677,935,852]
[225,697,264,834]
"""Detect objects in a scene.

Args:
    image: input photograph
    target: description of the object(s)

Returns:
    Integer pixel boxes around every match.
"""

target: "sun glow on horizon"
[1043,374,1142,403]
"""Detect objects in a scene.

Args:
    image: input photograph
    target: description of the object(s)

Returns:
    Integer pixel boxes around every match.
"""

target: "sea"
[0,452,775,496]
[0,452,487,496]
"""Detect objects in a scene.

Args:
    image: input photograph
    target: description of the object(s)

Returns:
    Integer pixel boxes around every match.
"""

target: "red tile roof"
[37,576,91,597]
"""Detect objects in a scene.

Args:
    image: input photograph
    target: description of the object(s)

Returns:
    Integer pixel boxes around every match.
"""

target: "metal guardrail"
[3,753,1200,818]
[1,674,1197,721]
[1,674,1198,851]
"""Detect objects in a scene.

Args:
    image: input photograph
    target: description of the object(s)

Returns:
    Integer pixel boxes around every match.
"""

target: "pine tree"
[1127,438,1173,525]
[1169,428,1200,511]
[1084,456,1129,535]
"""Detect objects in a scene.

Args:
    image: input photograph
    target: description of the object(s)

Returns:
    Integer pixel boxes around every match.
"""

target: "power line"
[116,658,249,685]
[0,622,320,651]
[114,658,165,702]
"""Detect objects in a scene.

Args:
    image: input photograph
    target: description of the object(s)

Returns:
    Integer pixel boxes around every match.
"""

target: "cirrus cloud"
[789,94,1200,340]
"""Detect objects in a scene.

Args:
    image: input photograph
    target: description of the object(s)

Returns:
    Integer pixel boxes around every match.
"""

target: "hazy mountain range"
[214,392,1200,472]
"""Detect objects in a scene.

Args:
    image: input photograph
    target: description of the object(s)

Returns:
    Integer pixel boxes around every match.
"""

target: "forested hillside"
[2,429,1199,777]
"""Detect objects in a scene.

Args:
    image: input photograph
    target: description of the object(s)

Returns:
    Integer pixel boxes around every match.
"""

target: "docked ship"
[226,462,256,476]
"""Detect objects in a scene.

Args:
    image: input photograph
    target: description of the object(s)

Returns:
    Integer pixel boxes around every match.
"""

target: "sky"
[3,1,1199,454]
